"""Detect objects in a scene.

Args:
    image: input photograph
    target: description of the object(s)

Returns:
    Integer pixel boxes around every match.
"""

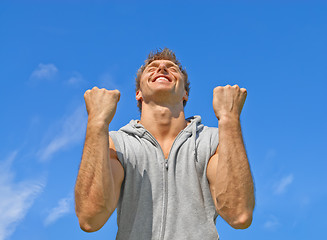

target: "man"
[75,48,255,239]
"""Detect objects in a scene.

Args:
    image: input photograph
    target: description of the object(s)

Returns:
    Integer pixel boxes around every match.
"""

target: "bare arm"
[75,87,124,232]
[207,85,255,229]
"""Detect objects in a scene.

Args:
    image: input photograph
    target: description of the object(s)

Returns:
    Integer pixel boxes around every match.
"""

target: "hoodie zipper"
[144,130,184,240]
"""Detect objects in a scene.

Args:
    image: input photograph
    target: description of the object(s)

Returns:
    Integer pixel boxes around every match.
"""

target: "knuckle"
[84,90,90,96]
[108,89,120,100]
[114,90,121,99]
[213,86,222,92]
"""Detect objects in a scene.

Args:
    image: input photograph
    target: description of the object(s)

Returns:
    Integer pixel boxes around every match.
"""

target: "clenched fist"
[84,87,120,125]
[213,85,247,121]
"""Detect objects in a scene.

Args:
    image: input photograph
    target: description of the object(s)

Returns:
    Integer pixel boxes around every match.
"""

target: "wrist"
[217,115,241,127]
[87,117,110,131]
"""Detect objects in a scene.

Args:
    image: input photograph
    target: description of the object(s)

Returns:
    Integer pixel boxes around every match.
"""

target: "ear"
[182,90,188,102]
[136,89,143,101]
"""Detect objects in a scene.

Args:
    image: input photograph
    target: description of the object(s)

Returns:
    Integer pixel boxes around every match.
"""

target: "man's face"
[136,59,188,107]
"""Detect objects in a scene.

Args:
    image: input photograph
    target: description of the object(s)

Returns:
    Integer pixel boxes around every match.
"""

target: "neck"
[139,103,187,142]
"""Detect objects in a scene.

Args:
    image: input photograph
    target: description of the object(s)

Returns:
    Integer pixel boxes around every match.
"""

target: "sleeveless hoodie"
[109,116,219,240]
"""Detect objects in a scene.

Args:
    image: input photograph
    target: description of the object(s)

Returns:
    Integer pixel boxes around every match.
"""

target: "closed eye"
[147,67,156,72]
[169,66,178,72]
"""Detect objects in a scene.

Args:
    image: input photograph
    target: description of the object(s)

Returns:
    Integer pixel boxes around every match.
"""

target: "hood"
[120,115,203,137]
[120,116,204,160]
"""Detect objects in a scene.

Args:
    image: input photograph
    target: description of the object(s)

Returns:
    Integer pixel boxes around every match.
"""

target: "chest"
[157,139,175,159]
[124,136,208,180]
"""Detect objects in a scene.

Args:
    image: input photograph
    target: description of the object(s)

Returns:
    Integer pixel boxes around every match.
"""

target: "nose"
[156,63,168,74]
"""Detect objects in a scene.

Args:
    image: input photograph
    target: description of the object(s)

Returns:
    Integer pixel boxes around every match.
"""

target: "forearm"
[75,120,115,231]
[215,117,255,228]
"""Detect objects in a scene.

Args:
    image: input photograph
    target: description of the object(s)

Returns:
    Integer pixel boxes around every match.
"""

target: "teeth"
[155,77,169,82]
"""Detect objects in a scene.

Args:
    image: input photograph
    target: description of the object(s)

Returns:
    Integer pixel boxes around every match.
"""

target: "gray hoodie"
[110,116,219,240]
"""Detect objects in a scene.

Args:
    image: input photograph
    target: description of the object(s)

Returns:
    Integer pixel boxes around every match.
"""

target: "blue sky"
[0,1,326,239]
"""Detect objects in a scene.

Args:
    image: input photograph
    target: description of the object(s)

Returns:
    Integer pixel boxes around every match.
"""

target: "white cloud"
[44,195,72,226]
[30,63,58,81]
[263,215,279,230]
[0,151,45,240]
[66,71,85,86]
[274,174,294,195]
[37,105,87,162]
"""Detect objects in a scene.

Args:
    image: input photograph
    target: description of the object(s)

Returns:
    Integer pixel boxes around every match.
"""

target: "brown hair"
[135,48,190,112]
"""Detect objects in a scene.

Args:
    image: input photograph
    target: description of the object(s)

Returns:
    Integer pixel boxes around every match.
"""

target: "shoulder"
[109,129,132,169]
[194,120,218,158]
[198,126,218,144]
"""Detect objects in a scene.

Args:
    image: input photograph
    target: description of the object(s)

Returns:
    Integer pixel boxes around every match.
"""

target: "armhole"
[210,127,219,157]
[109,131,125,170]
[204,126,219,175]
[202,126,219,174]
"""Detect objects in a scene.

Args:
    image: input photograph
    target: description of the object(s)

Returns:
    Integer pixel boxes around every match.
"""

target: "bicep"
[206,146,219,208]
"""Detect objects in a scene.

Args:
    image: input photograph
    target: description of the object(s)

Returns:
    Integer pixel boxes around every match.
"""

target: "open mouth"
[152,76,172,83]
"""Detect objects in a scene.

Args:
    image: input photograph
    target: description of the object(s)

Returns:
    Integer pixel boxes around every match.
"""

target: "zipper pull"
[165,159,168,170]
